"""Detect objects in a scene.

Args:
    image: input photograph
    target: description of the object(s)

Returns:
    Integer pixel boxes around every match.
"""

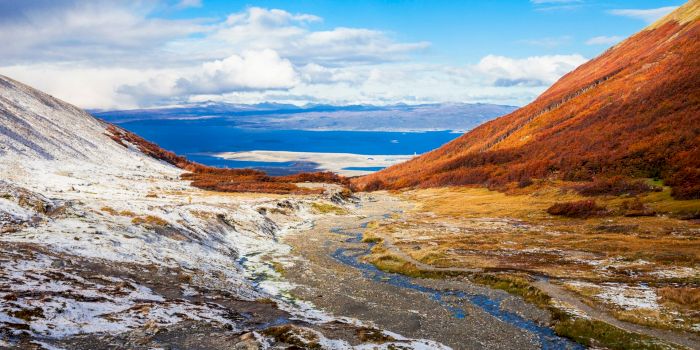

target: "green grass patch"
[554,318,683,350]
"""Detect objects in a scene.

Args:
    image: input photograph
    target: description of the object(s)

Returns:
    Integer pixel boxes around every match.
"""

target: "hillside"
[353,0,700,199]
[0,75,452,349]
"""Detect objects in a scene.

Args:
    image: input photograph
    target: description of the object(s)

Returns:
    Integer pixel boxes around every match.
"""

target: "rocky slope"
[0,75,447,349]
[353,0,700,198]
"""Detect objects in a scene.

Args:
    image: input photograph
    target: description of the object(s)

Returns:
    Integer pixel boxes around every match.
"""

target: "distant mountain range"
[93,102,517,132]
[354,1,700,199]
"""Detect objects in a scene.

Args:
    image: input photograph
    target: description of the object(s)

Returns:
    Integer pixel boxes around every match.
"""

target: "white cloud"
[116,49,299,106]
[585,35,624,45]
[1,64,157,109]
[0,1,210,66]
[298,63,363,85]
[178,49,298,94]
[475,54,587,87]
[210,7,429,65]
[176,0,202,9]
[609,6,678,23]
[0,2,589,109]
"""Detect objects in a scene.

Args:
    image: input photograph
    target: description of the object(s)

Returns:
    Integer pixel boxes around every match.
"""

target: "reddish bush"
[275,171,349,185]
[619,198,656,217]
[106,125,190,168]
[574,176,659,196]
[547,200,608,218]
[666,167,700,200]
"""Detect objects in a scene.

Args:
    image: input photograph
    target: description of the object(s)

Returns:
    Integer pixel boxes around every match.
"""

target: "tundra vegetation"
[359,180,700,348]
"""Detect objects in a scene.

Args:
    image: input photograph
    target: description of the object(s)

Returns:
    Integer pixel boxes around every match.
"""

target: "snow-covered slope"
[0,75,448,349]
[1,75,141,163]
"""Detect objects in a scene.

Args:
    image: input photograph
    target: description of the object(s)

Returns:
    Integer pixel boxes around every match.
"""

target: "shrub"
[619,198,656,217]
[666,167,700,200]
[547,200,608,218]
[574,176,659,196]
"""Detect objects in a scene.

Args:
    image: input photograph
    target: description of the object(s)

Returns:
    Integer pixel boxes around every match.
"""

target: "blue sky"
[171,0,682,62]
[0,0,683,109]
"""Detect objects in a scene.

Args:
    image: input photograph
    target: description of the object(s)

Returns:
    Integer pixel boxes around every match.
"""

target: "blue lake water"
[115,119,460,175]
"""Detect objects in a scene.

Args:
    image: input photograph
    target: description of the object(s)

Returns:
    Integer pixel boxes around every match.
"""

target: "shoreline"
[213,150,416,176]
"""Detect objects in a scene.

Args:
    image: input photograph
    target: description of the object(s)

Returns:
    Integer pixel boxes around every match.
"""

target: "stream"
[329,219,583,350]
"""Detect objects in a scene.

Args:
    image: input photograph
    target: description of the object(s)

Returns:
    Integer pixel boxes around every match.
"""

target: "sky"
[0,0,684,110]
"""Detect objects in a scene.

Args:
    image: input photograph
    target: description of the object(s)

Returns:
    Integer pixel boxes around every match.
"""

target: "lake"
[115,119,460,175]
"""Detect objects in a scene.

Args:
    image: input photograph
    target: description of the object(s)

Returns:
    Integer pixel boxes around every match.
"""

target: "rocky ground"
[0,156,448,349]
[281,192,579,350]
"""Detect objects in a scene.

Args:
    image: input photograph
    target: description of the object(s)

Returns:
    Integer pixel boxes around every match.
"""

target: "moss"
[554,318,682,350]
[271,261,286,276]
[311,202,348,215]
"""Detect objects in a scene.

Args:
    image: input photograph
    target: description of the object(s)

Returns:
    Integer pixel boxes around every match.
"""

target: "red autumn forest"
[352,5,700,199]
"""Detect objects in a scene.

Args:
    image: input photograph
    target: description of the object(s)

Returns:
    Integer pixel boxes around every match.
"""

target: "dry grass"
[100,206,137,217]
[658,287,700,310]
[361,184,700,336]
[131,215,168,227]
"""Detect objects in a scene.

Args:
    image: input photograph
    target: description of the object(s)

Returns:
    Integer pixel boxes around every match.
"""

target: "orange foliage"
[353,7,700,199]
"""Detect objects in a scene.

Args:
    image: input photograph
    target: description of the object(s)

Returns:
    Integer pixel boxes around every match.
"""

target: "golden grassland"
[362,180,700,338]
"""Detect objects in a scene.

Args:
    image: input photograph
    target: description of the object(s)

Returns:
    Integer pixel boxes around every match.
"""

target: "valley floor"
[2,160,699,349]
[301,186,699,349]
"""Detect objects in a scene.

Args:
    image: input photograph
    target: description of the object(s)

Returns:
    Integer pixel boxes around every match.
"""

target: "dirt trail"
[532,280,700,350]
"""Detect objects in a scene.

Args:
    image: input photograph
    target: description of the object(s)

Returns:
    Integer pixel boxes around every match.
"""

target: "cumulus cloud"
[177,50,298,94]
[475,54,587,87]
[585,35,624,45]
[0,1,210,66]
[211,7,429,65]
[609,6,678,23]
[0,2,589,109]
[117,49,299,106]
